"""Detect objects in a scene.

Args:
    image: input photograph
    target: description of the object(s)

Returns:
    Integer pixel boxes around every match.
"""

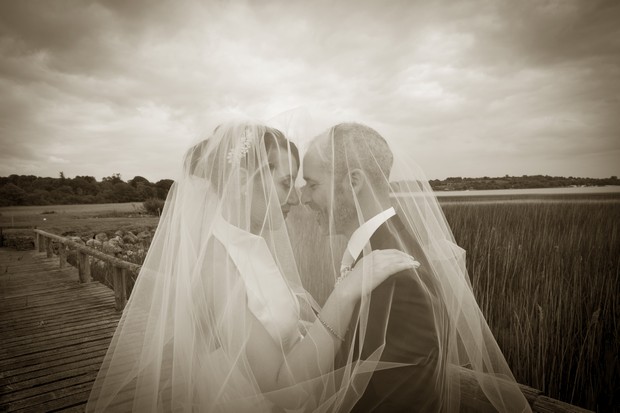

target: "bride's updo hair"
[263,127,300,171]
[185,123,299,194]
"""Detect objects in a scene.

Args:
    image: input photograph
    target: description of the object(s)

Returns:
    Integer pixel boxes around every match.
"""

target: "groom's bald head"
[311,122,393,191]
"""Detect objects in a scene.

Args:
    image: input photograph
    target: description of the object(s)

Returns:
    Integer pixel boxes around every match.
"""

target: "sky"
[1,0,619,183]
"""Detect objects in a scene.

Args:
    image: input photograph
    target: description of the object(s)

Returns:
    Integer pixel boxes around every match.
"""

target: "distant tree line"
[428,175,620,191]
[1,173,619,207]
[0,173,173,206]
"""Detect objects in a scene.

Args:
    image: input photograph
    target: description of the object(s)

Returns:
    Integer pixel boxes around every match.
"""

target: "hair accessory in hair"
[227,128,253,165]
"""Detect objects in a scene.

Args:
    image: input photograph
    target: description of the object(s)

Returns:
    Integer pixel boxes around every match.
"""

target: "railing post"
[113,266,127,311]
[77,251,92,283]
[45,238,52,258]
[59,243,67,268]
[38,233,44,252]
[77,250,83,279]
[34,232,39,251]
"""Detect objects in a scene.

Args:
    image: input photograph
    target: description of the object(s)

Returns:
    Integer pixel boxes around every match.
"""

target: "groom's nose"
[288,187,300,206]
[300,185,310,205]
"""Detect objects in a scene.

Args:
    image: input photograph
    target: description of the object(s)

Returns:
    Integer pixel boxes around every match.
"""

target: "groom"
[301,123,446,412]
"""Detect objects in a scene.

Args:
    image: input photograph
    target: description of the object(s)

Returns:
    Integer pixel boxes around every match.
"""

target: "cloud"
[0,0,618,182]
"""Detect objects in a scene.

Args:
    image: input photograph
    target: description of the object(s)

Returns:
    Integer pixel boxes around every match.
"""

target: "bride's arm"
[244,249,417,408]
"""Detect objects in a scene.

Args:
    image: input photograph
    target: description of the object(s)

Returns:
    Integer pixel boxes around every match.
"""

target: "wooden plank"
[1,321,119,353]
[1,276,82,297]
[3,260,69,272]
[0,289,115,317]
[532,395,594,413]
[0,336,114,372]
[0,329,116,360]
[24,389,93,412]
[55,403,88,412]
[0,278,81,296]
[0,370,97,405]
[2,318,118,347]
[0,287,113,315]
[3,384,93,412]
[1,305,115,332]
[0,282,107,304]
[0,306,118,338]
[0,300,117,331]
[0,346,109,383]
[1,309,119,338]
[0,286,95,307]
[0,357,103,395]
[0,248,119,412]
[1,272,77,286]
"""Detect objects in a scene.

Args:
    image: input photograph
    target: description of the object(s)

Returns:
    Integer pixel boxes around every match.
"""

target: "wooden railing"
[457,365,592,412]
[28,229,593,413]
[33,229,140,311]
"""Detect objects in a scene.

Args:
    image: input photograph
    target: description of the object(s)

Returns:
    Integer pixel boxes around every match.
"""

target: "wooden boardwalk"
[0,245,593,413]
[0,248,120,412]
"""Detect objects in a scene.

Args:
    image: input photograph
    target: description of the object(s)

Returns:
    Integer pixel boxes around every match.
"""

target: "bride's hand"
[335,249,420,302]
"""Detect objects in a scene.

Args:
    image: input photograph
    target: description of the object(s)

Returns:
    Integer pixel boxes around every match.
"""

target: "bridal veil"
[86,119,530,412]
[296,122,531,412]
[87,121,317,411]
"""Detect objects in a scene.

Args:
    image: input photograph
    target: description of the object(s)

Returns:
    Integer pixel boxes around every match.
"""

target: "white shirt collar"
[344,207,396,265]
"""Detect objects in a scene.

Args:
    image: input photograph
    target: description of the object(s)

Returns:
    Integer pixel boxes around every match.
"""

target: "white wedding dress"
[192,217,303,412]
[86,122,324,412]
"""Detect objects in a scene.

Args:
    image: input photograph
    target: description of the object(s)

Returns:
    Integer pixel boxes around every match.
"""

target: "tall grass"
[288,201,619,410]
[441,202,619,411]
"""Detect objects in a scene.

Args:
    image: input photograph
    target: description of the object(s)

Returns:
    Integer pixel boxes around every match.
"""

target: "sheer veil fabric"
[87,119,530,412]
[87,121,317,412]
[298,122,532,412]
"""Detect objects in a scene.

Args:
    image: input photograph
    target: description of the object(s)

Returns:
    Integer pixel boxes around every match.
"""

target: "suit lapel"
[351,214,409,268]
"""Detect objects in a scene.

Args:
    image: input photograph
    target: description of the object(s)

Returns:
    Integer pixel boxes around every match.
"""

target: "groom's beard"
[330,189,357,235]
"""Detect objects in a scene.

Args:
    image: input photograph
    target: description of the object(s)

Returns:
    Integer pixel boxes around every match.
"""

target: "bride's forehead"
[267,147,298,172]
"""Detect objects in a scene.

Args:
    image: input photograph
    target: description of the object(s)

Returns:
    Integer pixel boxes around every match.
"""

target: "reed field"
[289,196,619,411]
[441,201,619,411]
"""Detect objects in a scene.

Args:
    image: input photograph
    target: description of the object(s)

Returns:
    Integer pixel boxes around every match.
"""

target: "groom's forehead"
[302,147,326,180]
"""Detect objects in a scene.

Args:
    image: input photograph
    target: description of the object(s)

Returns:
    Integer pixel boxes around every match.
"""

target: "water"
[391,186,620,204]
[433,186,620,197]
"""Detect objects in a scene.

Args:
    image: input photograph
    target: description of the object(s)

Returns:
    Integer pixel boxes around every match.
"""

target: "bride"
[86,121,416,412]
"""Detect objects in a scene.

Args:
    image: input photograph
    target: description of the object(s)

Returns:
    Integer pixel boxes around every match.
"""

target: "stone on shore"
[102,240,122,255]
[86,239,103,249]
[67,236,85,245]
[123,232,139,244]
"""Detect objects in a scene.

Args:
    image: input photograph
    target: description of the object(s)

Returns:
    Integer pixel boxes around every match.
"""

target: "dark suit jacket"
[347,214,448,413]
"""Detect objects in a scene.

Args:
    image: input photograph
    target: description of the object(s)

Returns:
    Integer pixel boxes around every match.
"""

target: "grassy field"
[441,201,618,411]
[288,195,619,411]
[1,195,617,410]
[0,202,159,236]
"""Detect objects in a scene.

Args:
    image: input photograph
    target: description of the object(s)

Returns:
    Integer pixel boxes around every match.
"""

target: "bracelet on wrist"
[335,266,352,286]
[316,313,346,342]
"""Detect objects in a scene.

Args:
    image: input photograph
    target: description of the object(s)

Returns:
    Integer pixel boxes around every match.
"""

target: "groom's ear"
[348,169,366,195]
